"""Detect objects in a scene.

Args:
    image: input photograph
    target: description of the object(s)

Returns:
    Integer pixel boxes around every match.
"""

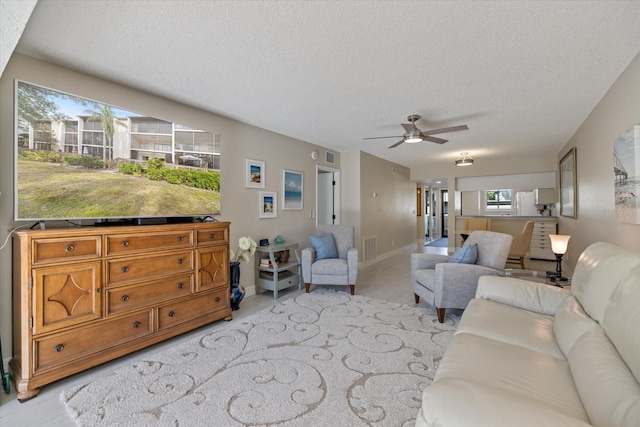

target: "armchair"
[302,225,358,295]
[411,230,512,322]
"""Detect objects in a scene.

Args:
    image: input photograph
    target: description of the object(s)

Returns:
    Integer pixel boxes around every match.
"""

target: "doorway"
[316,165,341,225]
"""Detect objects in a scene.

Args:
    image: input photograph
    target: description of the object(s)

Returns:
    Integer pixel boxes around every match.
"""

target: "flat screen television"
[14,80,222,223]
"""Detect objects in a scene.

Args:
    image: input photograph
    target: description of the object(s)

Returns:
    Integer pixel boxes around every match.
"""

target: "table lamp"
[549,234,571,283]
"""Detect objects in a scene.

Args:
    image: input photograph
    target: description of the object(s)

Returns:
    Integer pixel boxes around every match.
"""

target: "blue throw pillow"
[449,243,478,264]
[309,234,338,260]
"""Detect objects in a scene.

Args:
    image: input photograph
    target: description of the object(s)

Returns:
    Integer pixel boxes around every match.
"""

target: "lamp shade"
[549,234,571,254]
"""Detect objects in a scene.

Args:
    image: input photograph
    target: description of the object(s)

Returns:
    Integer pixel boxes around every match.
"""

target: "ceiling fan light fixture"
[455,152,474,166]
[404,134,423,143]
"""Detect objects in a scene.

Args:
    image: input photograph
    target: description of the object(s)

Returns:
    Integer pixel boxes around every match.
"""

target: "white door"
[317,166,340,225]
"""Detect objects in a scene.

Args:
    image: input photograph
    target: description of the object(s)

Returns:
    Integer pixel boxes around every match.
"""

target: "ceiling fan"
[364,114,469,149]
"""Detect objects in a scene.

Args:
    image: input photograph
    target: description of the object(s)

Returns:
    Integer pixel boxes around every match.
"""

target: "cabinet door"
[33,261,102,335]
[196,246,228,292]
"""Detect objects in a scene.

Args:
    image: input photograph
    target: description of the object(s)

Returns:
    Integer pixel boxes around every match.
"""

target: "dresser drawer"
[32,236,101,264]
[34,309,153,374]
[106,231,193,256]
[157,289,227,330]
[196,227,228,246]
[106,251,193,285]
[106,274,194,315]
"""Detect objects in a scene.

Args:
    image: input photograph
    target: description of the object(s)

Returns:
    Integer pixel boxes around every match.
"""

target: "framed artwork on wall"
[282,170,303,210]
[246,159,265,188]
[560,147,577,218]
[613,124,640,224]
[259,191,277,218]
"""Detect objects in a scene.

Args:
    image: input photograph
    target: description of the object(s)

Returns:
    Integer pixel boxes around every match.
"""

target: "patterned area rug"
[61,290,459,426]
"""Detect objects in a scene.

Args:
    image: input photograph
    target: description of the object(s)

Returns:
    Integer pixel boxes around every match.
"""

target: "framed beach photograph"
[560,147,577,218]
[259,191,277,218]
[246,159,265,188]
[282,170,303,210]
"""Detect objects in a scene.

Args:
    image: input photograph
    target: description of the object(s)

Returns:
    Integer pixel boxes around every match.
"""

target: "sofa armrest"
[476,276,570,316]
[301,247,315,283]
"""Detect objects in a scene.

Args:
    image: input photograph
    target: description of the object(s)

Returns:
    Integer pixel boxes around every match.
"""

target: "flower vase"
[229,262,245,311]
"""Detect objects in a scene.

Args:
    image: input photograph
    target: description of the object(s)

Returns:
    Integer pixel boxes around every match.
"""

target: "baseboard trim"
[358,243,415,268]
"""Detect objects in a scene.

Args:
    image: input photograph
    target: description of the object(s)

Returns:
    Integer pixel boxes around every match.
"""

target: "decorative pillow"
[449,243,478,264]
[309,234,338,260]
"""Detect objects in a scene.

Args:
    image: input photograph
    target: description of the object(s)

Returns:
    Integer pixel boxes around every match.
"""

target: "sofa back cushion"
[568,326,640,427]
[553,296,598,357]
[571,242,640,325]
[602,265,640,385]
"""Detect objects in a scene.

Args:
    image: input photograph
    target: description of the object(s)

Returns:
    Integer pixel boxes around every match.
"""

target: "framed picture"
[282,170,303,210]
[560,147,577,218]
[259,191,277,218]
[246,159,265,188]
[613,125,640,224]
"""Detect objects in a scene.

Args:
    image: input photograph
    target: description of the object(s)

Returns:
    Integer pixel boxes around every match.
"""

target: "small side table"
[255,243,302,298]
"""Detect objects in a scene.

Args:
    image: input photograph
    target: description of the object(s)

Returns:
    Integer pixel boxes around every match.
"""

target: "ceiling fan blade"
[363,135,403,140]
[388,139,405,149]
[422,135,448,144]
[422,125,468,135]
[400,123,414,133]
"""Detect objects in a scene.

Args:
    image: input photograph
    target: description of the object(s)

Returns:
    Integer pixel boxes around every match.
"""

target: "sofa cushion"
[571,242,640,325]
[553,296,598,357]
[418,378,592,427]
[448,243,478,264]
[569,327,640,427]
[309,234,338,260]
[456,298,565,359]
[311,258,347,275]
[433,333,587,422]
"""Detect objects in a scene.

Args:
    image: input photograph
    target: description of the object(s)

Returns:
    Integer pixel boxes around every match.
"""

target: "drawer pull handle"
[121,295,129,302]
[121,241,129,247]
[55,344,64,353]
[65,245,74,252]
[209,232,215,239]
[177,236,184,242]
[177,282,184,289]
[121,266,129,273]
[177,258,184,264]
[133,321,142,328]
[168,311,175,317]
[96,288,102,293]
[215,297,221,302]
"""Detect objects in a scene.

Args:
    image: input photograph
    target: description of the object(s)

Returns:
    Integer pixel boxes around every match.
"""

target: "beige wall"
[557,51,640,267]
[359,151,415,259]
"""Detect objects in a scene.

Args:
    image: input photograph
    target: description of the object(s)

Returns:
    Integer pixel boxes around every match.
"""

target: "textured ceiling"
[14,0,640,169]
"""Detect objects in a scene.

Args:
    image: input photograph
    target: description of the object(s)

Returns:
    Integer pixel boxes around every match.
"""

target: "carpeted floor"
[61,289,459,426]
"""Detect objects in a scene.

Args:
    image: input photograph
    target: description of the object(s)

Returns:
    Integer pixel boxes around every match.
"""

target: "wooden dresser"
[10,222,231,401]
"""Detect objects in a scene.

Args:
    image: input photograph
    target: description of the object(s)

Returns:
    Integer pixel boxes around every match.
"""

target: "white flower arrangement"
[230,236,257,263]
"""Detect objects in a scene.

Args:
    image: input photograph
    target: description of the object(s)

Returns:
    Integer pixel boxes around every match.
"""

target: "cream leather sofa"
[416,242,640,427]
